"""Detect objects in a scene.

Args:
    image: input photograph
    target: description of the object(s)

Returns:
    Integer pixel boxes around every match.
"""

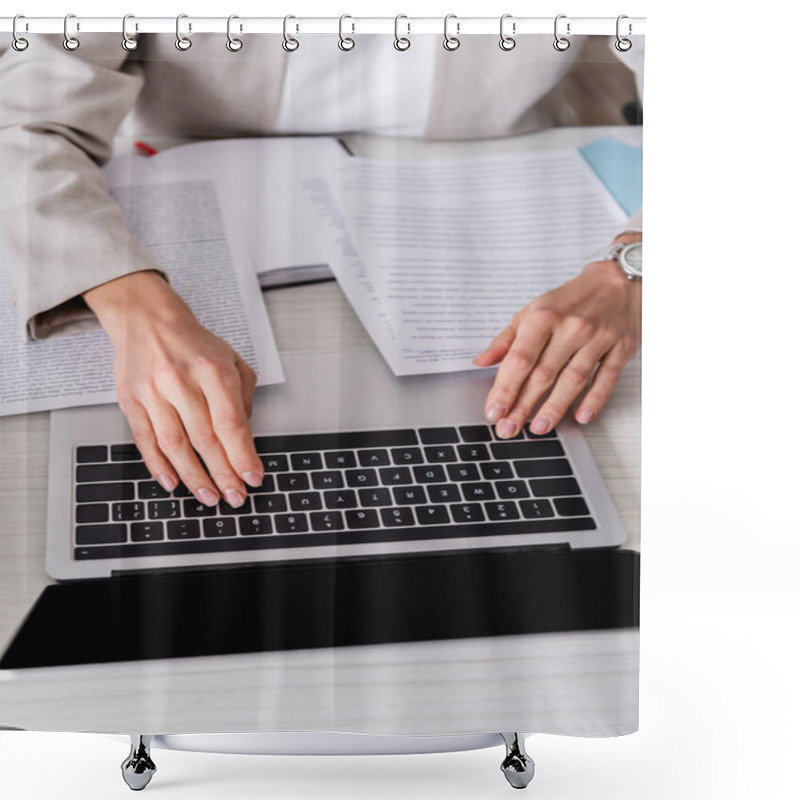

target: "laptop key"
[462,482,496,501]
[413,465,446,483]
[203,518,237,537]
[379,467,413,486]
[274,513,309,533]
[131,522,164,541]
[138,481,171,500]
[183,499,218,517]
[457,444,490,461]
[345,468,379,488]
[325,451,357,469]
[486,501,520,521]
[76,524,127,545]
[392,486,427,505]
[277,473,310,492]
[495,480,530,499]
[246,474,276,494]
[415,505,451,525]
[78,482,135,503]
[519,499,555,519]
[514,458,573,478]
[254,494,288,514]
[323,489,358,509]
[479,461,514,481]
[426,484,461,503]
[289,492,323,511]
[217,497,254,515]
[446,463,480,482]
[450,503,485,523]
[554,497,591,517]
[310,511,345,531]
[261,454,289,472]
[458,425,493,443]
[110,443,142,461]
[358,488,393,507]
[391,447,424,465]
[489,441,565,460]
[240,516,273,536]
[167,520,201,539]
[419,427,459,444]
[357,449,391,467]
[147,500,181,519]
[111,501,145,521]
[75,445,108,463]
[75,504,109,524]
[311,471,345,490]
[380,507,415,527]
[291,452,323,471]
[345,509,380,529]
[76,462,150,483]
[528,477,581,497]
[423,446,457,463]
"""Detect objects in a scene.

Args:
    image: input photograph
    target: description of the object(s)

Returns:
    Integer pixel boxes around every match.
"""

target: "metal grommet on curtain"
[226,15,243,51]
[283,15,299,52]
[122,14,139,51]
[63,13,80,51]
[11,14,29,51]
[499,14,516,51]
[443,14,460,51]
[615,15,632,51]
[338,14,355,51]
[175,14,192,51]
[553,14,570,51]
[394,15,411,51]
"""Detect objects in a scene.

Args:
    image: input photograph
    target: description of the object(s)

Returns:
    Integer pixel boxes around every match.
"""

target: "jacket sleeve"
[0,33,168,341]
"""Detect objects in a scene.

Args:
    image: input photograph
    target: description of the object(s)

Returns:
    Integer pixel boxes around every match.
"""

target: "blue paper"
[579,137,642,217]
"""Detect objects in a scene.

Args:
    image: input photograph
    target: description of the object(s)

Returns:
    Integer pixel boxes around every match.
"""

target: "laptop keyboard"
[72,425,596,561]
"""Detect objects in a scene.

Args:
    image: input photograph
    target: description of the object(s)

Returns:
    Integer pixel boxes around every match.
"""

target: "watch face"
[620,243,643,276]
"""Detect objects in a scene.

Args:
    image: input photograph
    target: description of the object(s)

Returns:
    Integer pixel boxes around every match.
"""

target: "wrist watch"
[584,241,642,280]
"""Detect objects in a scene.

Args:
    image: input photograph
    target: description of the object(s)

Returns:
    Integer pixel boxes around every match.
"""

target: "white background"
[2,1,798,798]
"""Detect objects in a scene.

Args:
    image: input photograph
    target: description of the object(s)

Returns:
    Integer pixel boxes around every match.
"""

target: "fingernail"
[486,402,506,422]
[576,408,595,424]
[496,419,519,439]
[242,470,264,488]
[158,473,177,492]
[530,416,551,435]
[224,488,246,508]
[196,487,219,507]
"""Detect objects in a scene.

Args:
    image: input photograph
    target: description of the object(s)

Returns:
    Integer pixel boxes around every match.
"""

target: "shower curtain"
[0,15,643,791]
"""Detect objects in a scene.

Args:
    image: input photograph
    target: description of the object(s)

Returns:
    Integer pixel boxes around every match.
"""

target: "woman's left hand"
[473,236,642,438]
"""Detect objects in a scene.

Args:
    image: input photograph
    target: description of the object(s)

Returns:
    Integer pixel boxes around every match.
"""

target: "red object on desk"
[134,140,159,156]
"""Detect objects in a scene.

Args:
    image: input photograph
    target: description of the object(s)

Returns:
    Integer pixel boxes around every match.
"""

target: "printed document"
[299,148,629,375]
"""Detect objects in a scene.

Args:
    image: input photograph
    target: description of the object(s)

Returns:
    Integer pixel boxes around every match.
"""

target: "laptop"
[45,346,628,581]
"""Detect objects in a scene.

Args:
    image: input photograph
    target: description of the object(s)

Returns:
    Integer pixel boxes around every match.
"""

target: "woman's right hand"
[82,270,263,507]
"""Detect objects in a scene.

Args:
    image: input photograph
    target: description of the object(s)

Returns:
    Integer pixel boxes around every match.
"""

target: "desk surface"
[0,126,641,734]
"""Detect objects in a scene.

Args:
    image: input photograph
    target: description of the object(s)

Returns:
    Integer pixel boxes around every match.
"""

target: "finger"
[166,380,249,508]
[123,399,179,493]
[204,363,264,489]
[473,323,516,367]
[574,340,630,424]
[147,398,222,507]
[235,358,257,419]
[496,321,593,438]
[483,315,554,424]
[528,334,616,435]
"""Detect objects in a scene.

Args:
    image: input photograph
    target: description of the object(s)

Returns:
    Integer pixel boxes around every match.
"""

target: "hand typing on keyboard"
[82,271,263,507]
[473,237,642,439]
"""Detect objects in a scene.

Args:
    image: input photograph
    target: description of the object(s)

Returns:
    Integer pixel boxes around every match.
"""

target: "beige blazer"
[0,32,641,340]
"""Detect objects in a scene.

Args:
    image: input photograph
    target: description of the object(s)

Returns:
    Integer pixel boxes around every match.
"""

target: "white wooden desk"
[0,126,641,735]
